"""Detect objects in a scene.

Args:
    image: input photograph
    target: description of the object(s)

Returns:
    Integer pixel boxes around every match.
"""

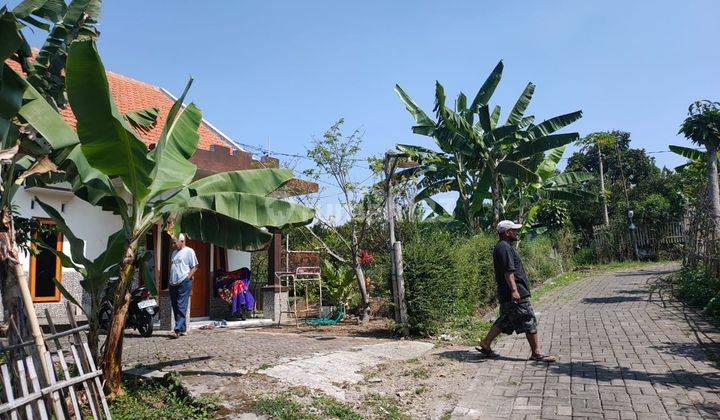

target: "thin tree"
[679,100,720,235]
[301,119,381,323]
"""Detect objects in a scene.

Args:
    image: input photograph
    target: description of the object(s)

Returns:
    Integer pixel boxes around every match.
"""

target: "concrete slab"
[259,341,434,399]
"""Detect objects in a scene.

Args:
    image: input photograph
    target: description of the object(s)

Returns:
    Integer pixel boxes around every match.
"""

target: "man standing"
[476,220,556,362]
[169,233,198,338]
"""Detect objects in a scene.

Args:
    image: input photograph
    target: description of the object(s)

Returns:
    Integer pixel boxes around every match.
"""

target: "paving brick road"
[452,263,720,420]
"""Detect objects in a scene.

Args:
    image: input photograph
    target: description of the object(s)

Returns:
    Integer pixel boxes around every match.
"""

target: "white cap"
[497,220,522,233]
[177,233,186,242]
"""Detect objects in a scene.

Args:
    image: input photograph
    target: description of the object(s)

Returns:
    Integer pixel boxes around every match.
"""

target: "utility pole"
[383,151,411,330]
[598,148,609,226]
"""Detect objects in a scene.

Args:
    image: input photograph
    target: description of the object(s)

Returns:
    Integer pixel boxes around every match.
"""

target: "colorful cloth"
[214,267,255,315]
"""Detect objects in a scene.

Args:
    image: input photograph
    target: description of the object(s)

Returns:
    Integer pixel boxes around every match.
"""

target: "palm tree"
[679,100,720,235]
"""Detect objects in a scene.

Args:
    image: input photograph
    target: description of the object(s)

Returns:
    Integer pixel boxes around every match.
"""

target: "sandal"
[168,331,179,339]
[529,353,556,362]
[475,346,500,358]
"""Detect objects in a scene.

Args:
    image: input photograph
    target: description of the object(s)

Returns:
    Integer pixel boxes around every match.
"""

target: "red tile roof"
[6,59,238,152]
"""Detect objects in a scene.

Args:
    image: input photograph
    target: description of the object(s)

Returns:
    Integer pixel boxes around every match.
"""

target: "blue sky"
[17,1,720,207]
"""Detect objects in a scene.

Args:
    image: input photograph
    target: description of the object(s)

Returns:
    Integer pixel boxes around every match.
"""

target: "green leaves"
[147,82,200,199]
[187,168,293,196]
[124,106,159,131]
[669,145,707,161]
[18,76,79,149]
[174,211,272,251]
[507,82,535,125]
[527,111,583,140]
[66,39,153,200]
[394,84,435,136]
[514,133,579,157]
[183,192,315,229]
[536,146,566,180]
[497,160,539,184]
[35,198,91,266]
[470,60,503,111]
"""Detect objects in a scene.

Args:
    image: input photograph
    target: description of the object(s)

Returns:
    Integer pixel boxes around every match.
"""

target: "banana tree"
[34,199,123,361]
[504,145,596,227]
[395,60,582,230]
[0,5,94,380]
[678,101,720,235]
[11,0,102,109]
[58,39,314,396]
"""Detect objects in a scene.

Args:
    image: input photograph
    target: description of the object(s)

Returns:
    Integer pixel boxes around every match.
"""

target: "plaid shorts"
[493,298,538,335]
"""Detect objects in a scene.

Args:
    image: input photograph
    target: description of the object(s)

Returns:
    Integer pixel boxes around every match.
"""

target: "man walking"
[476,220,556,362]
[169,233,198,338]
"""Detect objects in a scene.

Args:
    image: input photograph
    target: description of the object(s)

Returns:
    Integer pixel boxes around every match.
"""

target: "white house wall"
[227,249,251,272]
[12,186,124,320]
[10,185,254,324]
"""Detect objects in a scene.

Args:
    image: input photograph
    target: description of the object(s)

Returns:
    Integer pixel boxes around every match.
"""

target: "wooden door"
[186,239,210,317]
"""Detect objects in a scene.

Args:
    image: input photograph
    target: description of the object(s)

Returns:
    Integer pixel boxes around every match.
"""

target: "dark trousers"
[169,279,192,333]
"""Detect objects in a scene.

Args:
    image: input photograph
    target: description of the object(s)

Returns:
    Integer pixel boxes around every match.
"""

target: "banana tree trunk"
[490,169,502,226]
[87,294,101,363]
[101,242,137,397]
[707,143,720,236]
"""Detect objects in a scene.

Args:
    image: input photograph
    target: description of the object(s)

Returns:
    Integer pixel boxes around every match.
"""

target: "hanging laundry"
[214,267,256,317]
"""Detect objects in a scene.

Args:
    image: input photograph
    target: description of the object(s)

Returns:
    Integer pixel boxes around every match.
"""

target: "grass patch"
[253,393,317,420]
[110,373,219,419]
[312,396,362,419]
[407,367,429,379]
[365,393,409,420]
[253,393,362,420]
[258,362,273,370]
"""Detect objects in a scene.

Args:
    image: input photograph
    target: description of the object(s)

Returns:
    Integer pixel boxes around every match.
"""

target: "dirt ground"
[226,319,486,419]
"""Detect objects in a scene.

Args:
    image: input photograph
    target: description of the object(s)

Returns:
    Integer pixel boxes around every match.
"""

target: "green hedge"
[401,227,572,335]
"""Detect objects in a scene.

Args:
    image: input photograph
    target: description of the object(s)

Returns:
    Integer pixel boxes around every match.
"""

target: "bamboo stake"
[12,261,50,386]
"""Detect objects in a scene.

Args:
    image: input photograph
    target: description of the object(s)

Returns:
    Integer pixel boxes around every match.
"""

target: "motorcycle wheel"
[136,312,154,337]
[99,304,113,332]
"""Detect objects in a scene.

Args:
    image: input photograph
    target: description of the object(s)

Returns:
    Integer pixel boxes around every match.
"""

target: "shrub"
[673,266,720,309]
[321,259,359,307]
[574,246,597,265]
[401,225,573,335]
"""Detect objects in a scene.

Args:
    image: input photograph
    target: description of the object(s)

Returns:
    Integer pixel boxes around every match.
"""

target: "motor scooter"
[99,285,158,337]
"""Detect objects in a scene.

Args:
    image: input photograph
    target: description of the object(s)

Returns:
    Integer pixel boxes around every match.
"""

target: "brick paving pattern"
[452,263,720,419]
[122,328,387,376]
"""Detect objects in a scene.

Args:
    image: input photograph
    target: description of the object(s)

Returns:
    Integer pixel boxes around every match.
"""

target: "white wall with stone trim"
[8,185,254,324]
[10,185,124,320]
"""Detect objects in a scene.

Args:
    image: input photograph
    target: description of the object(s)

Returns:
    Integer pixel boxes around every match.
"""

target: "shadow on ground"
[582,296,645,304]
[133,356,213,371]
[436,349,527,363]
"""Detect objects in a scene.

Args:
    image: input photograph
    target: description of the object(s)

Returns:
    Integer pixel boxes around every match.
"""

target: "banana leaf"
[497,160,539,184]
[394,84,435,136]
[506,82,535,125]
[187,168,294,196]
[470,60,503,111]
[66,39,153,200]
[527,111,583,140]
[173,210,273,251]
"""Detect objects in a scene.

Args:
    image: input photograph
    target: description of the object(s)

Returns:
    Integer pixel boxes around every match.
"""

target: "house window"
[29,220,63,302]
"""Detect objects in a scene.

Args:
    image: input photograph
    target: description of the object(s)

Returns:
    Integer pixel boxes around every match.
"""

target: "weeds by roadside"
[110,373,219,419]
[252,392,363,420]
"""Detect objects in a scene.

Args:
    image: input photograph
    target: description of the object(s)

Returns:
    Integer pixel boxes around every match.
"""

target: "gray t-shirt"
[170,247,198,286]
